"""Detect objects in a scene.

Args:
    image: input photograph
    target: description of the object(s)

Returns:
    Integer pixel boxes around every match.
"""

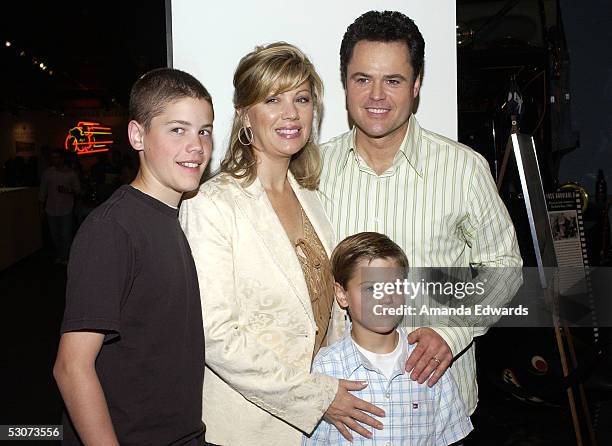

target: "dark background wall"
[559,0,612,193]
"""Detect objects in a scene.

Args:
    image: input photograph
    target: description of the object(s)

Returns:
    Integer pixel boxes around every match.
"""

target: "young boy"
[304,232,473,445]
[53,68,213,446]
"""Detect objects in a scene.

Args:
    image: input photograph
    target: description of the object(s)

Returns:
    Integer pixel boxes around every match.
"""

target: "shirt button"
[385,392,390,399]
[384,442,392,446]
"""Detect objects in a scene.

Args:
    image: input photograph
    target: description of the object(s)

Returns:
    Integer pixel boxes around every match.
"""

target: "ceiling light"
[4,41,11,47]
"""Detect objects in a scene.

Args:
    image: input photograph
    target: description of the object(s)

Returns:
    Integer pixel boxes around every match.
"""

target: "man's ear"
[128,120,146,152]
[413,74,422,98]
[334,282,349,309]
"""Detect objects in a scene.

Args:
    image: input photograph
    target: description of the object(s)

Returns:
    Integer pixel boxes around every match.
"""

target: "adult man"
[40,149,81,264]
[319,10,523,421]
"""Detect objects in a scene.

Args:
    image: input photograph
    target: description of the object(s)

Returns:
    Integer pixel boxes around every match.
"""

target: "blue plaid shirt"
[302,328,472,445]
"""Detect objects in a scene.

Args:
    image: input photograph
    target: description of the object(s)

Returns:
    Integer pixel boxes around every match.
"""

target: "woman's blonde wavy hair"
[220,42,324,190]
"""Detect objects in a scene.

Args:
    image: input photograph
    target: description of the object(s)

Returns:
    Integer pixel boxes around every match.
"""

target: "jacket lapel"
[289,174,349,343]
[289,173,334,257]
[233,175,315,324]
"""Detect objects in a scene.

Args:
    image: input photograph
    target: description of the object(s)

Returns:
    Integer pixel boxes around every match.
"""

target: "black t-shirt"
[60,185,205,446]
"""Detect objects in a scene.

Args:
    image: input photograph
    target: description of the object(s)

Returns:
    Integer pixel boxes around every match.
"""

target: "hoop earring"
[238,126,254,146]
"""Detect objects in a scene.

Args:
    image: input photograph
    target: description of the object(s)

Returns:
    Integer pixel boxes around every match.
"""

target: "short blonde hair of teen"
[331,232,409,289]
[220,42,324,190]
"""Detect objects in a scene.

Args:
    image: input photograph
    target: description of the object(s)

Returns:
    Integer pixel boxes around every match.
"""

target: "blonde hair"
[220,42,324,190]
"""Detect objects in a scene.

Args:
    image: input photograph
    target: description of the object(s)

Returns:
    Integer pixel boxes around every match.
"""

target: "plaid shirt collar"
[338,330,409,380]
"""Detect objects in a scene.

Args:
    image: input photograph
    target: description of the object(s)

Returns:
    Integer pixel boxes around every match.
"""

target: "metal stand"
[498,133,598,446]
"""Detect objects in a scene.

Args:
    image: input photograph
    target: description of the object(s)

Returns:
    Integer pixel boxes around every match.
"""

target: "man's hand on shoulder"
[405,327,453,387]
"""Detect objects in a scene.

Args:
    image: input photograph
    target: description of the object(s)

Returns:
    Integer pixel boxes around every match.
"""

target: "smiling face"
[346,40,421,144]
[128,96,213,206]
[244,81,313,163]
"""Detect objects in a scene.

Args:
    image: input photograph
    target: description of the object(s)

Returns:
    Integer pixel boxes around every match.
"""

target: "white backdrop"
[171,0,457,169]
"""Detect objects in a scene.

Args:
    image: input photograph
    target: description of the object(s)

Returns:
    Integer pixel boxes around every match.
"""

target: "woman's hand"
[323,379,385,442]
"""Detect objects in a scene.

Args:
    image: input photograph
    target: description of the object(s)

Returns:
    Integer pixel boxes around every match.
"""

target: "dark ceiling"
[0,1,167,113]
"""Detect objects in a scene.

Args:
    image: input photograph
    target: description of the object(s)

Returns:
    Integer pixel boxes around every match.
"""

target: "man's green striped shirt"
[319,115,523,414]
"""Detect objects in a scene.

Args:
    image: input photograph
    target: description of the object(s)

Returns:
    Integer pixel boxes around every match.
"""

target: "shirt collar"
[339,114,423,177]
[339,330,409,378]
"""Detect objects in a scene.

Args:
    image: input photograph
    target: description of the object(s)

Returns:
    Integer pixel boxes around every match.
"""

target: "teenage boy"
[53,68,213,446]
[303,232,473,445]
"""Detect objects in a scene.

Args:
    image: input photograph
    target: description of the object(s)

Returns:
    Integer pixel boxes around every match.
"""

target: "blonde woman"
[180,43,384,445]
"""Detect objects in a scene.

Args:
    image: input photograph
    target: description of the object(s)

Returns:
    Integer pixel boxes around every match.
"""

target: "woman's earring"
[238,125,254,146]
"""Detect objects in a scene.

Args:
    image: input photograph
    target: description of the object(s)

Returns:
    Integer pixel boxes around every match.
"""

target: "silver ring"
[431,357,441,366]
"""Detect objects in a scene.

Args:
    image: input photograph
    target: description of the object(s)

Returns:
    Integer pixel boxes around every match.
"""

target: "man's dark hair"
[51,148,66,164]
[129,68,213,130]
[340,10,425,87]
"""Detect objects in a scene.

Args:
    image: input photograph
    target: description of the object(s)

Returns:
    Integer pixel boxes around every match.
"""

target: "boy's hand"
[406,327,453,386]
[54,332,120,446]
[323,379,385,442]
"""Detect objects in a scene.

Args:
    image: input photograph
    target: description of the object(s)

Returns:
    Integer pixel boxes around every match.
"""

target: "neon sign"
[65,121,113,155]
